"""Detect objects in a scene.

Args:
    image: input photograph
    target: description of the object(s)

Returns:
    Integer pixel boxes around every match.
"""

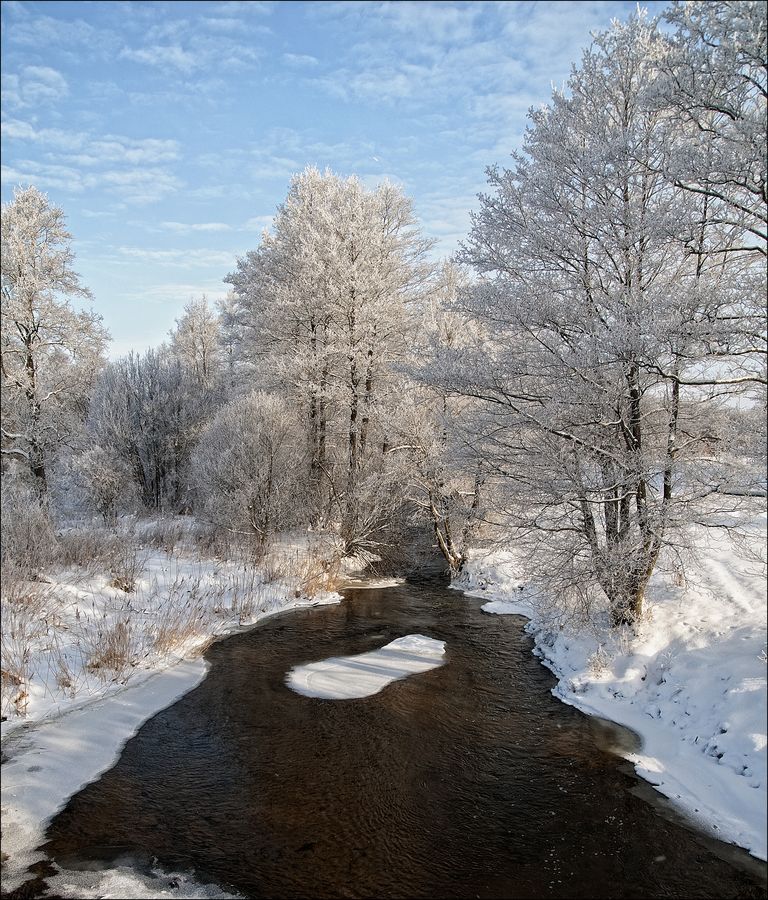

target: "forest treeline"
[2,2,766,627]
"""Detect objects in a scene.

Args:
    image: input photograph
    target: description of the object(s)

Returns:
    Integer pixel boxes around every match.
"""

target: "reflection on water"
[30,580,768,899]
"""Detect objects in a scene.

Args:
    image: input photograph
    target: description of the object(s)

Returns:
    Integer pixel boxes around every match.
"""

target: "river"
[15,577,768,898]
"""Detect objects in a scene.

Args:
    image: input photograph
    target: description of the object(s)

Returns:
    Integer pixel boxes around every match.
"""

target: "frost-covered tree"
[1,186,108,493]
[660,0,767,254]
[403,263,487,573]
[192,391,303,543]
[88,348,212,512]
[451,12,766,625]
[169,295,222,388]
[226,167,434,551]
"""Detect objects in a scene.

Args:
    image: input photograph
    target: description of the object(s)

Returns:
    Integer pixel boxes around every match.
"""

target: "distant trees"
[448,10,766,624]
[88,349,213,512]
[1,186,108,494]
[169,295,222,389]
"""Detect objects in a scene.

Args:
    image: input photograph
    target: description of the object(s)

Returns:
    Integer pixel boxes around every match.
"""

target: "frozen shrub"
[192,391,304,546]
[0,480,59,577]
[72,446,136,522]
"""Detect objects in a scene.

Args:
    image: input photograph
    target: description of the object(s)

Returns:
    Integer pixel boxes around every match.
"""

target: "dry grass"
[108,543,149,593]
[0,570,54,717]
[259,545,341,596]
[0,483,59,578]
[1,513,343,722]
[140,518,186,554]
[58,527,123,573]
[82,617,142,680]
[150,574,211,655]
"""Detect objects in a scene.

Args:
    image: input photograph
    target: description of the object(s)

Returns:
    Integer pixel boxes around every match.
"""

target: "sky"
[1,0,667,358]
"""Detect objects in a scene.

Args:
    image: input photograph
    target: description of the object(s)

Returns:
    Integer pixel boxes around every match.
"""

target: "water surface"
[33,579,768,898]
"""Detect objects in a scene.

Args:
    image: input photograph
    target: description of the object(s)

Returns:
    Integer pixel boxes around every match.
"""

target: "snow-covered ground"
[1,522,341,896]
[1,526,340,733]
[287,634,446,699]
[458,504,768,861]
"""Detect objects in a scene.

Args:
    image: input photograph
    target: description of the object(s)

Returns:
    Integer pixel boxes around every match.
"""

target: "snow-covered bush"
[72,446,137,522]
[0,480,59,578]
[191,391,305,547]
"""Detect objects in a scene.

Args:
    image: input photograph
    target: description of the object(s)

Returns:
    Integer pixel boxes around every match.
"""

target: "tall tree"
[1,186,108,493]
[226,167,434,551]
[450,12,765,625]
[660,0,767,255]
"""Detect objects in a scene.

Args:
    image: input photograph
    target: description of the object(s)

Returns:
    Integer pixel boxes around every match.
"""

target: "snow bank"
[286,634,446,699]
[1,536,341,896]
[1,548,339,737]
[46,862,241,899]
[1,660,207,892]
[458,507,768,861]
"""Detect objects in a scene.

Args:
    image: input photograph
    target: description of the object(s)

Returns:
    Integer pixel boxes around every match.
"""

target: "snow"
[458,505,768,861]
[1,537,339,735]
[286,634,446,699]
[50,866,240,899]
[1,659,207,893]
[1,529,341,896]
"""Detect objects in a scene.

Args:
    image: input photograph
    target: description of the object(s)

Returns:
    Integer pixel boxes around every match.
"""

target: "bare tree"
[88,348,212,512]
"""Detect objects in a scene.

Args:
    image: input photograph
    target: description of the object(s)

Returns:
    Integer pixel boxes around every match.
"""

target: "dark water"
[32,579,768,898]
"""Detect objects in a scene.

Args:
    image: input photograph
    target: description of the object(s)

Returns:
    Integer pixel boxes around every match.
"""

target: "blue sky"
[1,0,666,357]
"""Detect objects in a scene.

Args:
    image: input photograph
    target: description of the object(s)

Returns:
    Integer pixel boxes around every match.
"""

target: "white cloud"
[376,1,481,43]
[160,221,233,233]
[2,119,84,150]
[243,215,274,232]
[2,156,181,205]
[4,120,181,165]
[282,53,319,67]
[3,120,182,203]
[71,137,180,166]
[120,44,198,74]
[119,16,265,76]
[116,247,239,268]
[4,10,120,60]
[2,66,69,108]
[215,1,273,15]
[201,16,249,32]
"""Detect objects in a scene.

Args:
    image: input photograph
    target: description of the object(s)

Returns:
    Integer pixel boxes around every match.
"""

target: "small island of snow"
[286,634,446,699]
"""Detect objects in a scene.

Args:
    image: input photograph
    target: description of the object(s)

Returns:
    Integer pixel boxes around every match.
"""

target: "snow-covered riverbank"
[1,524,341,897]
[458,505,768,861]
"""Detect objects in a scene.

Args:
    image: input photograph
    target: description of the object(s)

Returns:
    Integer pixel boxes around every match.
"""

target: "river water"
[27,578,768,898]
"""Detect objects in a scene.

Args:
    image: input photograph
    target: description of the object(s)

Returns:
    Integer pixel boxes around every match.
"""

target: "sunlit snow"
[286,634,446,699]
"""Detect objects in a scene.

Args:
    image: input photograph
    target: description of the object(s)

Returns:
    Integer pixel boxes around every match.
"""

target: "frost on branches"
[449,10,766,626]
[1,186,108,494]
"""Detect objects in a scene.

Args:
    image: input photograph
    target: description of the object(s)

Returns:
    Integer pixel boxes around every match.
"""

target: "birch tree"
[1,186,108,493]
